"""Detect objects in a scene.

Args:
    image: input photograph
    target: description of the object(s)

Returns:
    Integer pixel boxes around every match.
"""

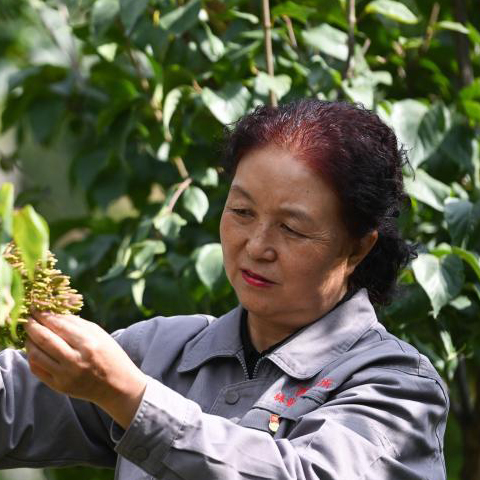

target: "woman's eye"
[281,224,306,237]
[230,208,252,217]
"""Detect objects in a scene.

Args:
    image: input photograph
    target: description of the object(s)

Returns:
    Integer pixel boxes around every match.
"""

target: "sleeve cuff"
[109,376,196,476]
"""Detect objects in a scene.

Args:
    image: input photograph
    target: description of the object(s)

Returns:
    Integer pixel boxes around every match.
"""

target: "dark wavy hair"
[221,99,416,305]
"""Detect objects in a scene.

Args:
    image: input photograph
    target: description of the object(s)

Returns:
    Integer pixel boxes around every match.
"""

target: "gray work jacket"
[0,289,449,479]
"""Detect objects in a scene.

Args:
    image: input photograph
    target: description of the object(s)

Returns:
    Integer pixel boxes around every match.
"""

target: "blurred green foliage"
[0,0,479,479]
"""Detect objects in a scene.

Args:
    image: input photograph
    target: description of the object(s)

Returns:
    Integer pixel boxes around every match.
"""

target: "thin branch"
[452,0,474,88]
[421,2,440,54]
[173,157,189,180]
[262,0,277,107]
[282,15,297,48]
[164,177,192,213]
[344,0,356,80]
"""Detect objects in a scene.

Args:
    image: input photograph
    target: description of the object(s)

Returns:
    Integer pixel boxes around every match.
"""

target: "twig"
[344,0,356,80]
[173,157,189,180]
[452,0,474,88]
[282,15,297,48]
[421,2,440,54]
[165,178,192,213]
[262,0,277,107]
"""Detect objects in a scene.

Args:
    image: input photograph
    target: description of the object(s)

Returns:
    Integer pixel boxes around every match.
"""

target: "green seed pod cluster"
[1,242,83,349]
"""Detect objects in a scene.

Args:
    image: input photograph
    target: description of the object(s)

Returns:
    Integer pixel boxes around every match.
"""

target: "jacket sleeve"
[111,366,449,480]
[0,326,133,469]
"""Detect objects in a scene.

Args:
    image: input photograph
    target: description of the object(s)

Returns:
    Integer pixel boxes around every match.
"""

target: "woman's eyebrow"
[229,184,255,202]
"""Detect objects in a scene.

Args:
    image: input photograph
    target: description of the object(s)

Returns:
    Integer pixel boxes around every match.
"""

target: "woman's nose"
[246,225,276,262]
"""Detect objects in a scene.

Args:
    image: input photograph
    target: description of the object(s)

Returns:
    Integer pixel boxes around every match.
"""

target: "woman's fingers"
[25,318,76,365]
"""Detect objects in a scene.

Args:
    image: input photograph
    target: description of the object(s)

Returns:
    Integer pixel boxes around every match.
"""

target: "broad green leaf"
[253,72,292,101]
[199,23,225,62]
[195,243,224,290]
[163,88,183,142]
[120,0,148,34]
[97,236,132,282]
[131,239,166,273]
[154,212,187,240]
[13,206,49,280]
[97,42,118,61]
[365,0,418,24]
[91,0,120,38]
[201,83,251,125]
[271,1,316,24]
[404,169,450,212]
[159,0,201,36]
[436,21,470,35]
[452,247,480,282]
[389,99,428,168]
[462,100,480,122]
[0,183,14,242]
[132,277,146,311]
[302,24,348,61]
[459,79,480,101]
[444,198,473,246]
[182,186,209,223]
[412,253,464,317]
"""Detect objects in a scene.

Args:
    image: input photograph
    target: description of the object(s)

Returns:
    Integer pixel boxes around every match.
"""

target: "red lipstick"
[241,269,275,287]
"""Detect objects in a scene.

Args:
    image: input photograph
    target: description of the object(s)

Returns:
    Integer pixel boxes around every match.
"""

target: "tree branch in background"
[282,15,297,48]
[452,0,474,88]
[165,177,192,213]
[421,2,440,54]
[262,0,277,107]
[344,0,356,80]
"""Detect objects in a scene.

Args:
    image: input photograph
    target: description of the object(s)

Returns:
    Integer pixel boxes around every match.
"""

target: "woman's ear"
[346,230,378,275]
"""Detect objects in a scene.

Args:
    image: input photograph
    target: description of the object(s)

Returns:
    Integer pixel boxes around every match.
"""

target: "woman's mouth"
[241,269,275,287]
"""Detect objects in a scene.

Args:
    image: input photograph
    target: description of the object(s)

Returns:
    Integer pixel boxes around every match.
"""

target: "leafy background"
[0,0,479,479]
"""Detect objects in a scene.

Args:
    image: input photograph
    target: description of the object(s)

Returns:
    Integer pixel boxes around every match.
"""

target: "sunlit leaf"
[195,243,224,290]
[159,0,201,35]
[201,83,251,125]
[404,169,450,212]
[436,21,470,35]
[182,186,209,223]
[13,206,49,279]
[365,0,418,24]
[253,72,292,100]
[0,183,14,243]
[412,253,464,317]
[302,24,348,61]
[154,212,187,240]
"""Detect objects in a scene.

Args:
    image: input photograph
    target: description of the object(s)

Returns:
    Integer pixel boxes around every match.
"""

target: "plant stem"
[282,15,297,48]
[452,0,474,88]
[262,0,277,107]
[421,2,440,54]
[344,0,356,80]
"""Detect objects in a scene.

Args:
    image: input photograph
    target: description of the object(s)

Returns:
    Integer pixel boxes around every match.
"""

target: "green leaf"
[132,277,147,312]
[271,1,316,24]
[436,21,470,35]
[195,243,224,290]
[91,0,120,38]
[302,24,348,61]
[462,100,480,122]
[182,186,209,223]
[0,183,14,243]
[230,10,259,24]
[404,169,450,212]
[159,0,201,35]
[199,23,225,62]
[154,212,187,240]
[120,0,148,34]
[201,83,251,125]
[412,253,464,317]
[131,239,166,274]
[163,87,183,142]
[12,206,49,280]
[444,198,473,246]
[451,247,480,282]
[365,0,418,24]
[253,72,292,101]
[389,99,428,168]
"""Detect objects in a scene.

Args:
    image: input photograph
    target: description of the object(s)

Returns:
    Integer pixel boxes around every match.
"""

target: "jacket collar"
[177,289,379,380]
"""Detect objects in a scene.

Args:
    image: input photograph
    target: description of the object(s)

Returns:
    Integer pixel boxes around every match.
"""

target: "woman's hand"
[24,311,147,429]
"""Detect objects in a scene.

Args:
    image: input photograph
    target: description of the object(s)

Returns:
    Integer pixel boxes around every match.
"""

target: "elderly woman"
[0,99,448,479]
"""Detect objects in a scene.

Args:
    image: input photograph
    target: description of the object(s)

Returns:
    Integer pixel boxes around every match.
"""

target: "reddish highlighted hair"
[222,99,415,305]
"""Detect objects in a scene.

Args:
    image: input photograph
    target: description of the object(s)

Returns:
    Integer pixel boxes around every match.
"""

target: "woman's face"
[220,144,366,329]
